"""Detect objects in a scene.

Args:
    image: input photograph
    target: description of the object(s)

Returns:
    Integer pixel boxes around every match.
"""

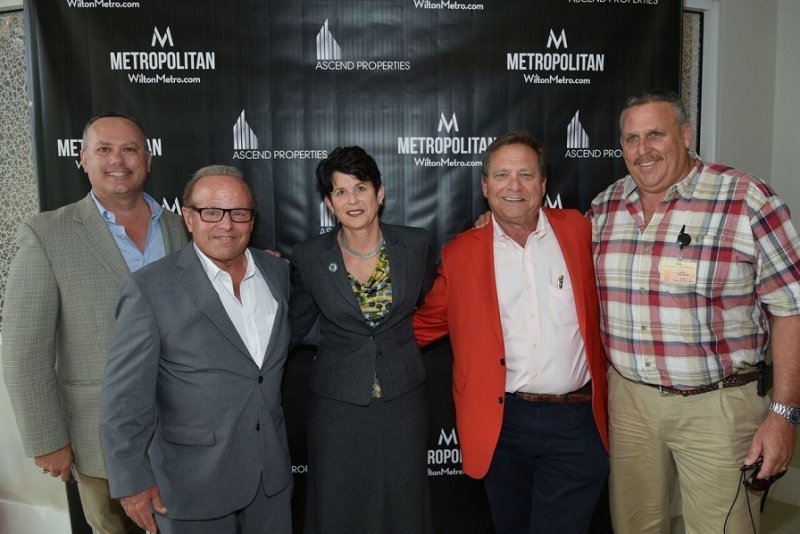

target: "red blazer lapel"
[466,221,505,349]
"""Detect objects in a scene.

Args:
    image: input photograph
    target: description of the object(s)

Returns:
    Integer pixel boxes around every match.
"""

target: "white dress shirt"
[492,212,590,394]
[194,245,277,368]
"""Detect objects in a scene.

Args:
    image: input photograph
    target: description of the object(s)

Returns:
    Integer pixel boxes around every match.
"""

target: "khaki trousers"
[608,368,768,534]
[73,469,142,534]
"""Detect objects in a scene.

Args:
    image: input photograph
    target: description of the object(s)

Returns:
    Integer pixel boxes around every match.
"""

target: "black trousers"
[483,395,608,534]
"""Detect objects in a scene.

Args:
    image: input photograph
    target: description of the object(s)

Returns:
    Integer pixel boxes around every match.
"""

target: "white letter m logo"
[437,113,459,133]
[546,29,568,49]
[438,428,458,446]
[152,26,174,48]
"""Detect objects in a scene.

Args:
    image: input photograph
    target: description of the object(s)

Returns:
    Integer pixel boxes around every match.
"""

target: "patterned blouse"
[348,247,393,397]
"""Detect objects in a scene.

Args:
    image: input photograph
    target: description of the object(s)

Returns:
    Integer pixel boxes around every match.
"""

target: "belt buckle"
[657,385,675,397]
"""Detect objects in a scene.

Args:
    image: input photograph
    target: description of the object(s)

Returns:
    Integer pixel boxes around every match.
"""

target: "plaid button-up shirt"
[588,158,800,388]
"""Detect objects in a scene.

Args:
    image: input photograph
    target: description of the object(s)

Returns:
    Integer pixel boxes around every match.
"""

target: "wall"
[0,0,798,531]
[771,0,800,221]
[0,0,21,13]
[0,356,71,534]
[0,3,72,533]
[770,0,800,503]
[715,1,800,504]
[715,0,778,180]
[0,5,36,326]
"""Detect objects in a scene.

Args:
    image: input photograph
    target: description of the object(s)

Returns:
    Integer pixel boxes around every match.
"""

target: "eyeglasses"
[186,206,255,223]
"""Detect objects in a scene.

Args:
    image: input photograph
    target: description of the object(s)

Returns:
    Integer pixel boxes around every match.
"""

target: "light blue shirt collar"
[89,191,167,272]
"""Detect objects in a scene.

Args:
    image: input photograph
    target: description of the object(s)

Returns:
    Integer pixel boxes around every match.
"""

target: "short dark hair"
[81,112,147,149]
[481,131,547,179]
[619,89,690,131]
[182,165,257,211]
[316,146,382,199]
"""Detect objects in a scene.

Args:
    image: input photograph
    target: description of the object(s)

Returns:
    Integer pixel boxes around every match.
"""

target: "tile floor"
[669,499,800,534]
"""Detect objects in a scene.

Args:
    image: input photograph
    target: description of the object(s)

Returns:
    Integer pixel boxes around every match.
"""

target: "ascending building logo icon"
[233,110,258,150]
[566,110,589,149]
[319,201,336,228]
[316,19,341,60]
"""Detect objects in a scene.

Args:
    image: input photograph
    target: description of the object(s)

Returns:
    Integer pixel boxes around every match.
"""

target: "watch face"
[791,410,800,425]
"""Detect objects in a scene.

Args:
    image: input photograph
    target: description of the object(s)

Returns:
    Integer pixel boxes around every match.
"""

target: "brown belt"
[648,371,759,397]
[508,382,592,404]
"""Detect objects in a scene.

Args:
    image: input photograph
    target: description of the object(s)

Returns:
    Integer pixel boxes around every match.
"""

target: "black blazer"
[289,222,435,405]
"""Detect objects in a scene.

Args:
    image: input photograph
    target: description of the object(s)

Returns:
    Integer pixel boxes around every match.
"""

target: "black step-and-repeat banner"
[25,1,681,532]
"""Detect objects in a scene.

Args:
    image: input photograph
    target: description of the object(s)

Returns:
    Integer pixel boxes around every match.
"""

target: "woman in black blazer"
[290,146,435,533]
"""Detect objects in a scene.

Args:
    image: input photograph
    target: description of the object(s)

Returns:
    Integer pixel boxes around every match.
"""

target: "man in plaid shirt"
[588,90,800,533]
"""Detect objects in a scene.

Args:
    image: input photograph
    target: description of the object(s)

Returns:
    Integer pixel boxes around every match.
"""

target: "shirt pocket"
[547,284,579,328]
[663,230,753,299]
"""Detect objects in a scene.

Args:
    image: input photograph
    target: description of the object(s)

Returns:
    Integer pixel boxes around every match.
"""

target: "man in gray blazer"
[101,166,293,534]
[3,113,187,533]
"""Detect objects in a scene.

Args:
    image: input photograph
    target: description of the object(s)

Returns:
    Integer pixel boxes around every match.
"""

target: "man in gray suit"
[101,166,293,534]
[3,113,187,533]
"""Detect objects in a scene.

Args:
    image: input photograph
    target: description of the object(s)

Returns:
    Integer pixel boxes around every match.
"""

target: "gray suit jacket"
[289,223,435,405]
[101,245,292,520]
[2,194,187,477]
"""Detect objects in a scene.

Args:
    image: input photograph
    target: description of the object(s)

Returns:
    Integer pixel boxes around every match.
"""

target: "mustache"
[633,153,662,166]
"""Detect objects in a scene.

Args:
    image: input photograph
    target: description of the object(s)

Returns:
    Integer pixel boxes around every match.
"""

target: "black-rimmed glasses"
[186,206,255,223]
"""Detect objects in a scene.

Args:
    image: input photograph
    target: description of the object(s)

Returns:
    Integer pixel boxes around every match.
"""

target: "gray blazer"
[289,223,435,405]
[101,245,292,520]
[2,195,187,477]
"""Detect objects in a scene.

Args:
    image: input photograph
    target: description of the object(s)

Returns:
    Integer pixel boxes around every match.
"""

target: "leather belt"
[508,382,592,404]
[649,371,759,397]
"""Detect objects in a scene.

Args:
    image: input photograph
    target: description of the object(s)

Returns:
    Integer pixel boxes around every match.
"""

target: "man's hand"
[744,412,796,479]
[474,210,491,229]
[120,485,167,533]
[34,443,74,482]
[750,315,800,479]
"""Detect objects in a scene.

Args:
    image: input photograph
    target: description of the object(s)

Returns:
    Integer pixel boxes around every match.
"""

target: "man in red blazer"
[414,131,608,534]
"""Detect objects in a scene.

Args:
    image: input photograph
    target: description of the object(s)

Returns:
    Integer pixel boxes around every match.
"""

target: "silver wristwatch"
[769,400,800,425]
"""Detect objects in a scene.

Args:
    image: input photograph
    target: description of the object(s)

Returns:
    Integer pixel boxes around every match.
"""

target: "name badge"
[659,258,698,283]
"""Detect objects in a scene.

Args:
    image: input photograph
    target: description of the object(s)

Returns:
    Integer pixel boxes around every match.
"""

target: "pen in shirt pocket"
[557,274,564,289]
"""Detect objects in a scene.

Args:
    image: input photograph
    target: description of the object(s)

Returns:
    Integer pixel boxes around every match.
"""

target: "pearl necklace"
[339,231,384,260]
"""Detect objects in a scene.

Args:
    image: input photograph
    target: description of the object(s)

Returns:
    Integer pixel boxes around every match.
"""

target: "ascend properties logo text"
[315,20,410,71]
[231,111,327,161]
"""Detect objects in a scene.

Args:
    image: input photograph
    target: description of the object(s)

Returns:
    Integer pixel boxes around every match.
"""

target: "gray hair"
[619,89,690,132]
[182,165,256,211]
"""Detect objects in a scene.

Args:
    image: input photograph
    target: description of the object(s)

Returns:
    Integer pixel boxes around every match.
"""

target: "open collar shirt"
[194,245,277,368]
[492,212,590,394]
[588,157,800,388]
[90,191,166,272]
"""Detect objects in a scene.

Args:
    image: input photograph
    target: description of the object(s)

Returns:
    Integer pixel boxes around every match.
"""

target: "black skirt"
[303,384,433,534]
